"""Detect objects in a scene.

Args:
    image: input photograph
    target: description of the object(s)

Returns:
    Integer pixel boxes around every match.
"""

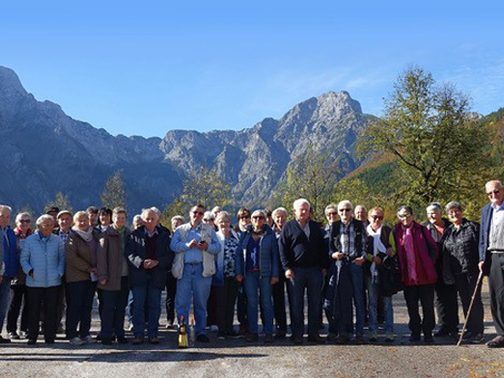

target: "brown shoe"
[486,335,504,348]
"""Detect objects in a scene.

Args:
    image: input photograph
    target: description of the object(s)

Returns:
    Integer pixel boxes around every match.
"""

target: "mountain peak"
[0,66,28,101]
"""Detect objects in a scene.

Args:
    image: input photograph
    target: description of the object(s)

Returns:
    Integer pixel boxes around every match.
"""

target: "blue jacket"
[2,226,19,278]
[235,225,279,279]
[20,232,65,288]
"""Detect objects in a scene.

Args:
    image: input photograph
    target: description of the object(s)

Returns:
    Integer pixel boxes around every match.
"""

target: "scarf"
[71,226,94,242]
[366,224,386,280]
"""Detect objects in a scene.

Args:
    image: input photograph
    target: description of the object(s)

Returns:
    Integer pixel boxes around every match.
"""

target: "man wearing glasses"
[479,180,504,348]
[325,200,367,344]
[171,204,220,343]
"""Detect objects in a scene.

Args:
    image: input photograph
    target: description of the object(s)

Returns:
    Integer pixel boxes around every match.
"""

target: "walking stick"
[456,270,484,346]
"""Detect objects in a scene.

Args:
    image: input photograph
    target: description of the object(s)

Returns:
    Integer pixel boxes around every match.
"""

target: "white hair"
[0,205,12,215]
[141,208,159,221]
[337,200,353,210]
[293,198,311,210]
[272,207,288,218]
[15,212,31,224]
[36,214,54,228]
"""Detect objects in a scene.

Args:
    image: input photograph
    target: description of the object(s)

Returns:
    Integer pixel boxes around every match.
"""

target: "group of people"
[0,179,503,349]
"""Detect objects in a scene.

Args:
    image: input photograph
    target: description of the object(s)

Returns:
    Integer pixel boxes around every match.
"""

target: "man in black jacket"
[279,198,328,344]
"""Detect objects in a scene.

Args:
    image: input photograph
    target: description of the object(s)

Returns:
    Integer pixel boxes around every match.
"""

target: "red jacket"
[393,221,438,286]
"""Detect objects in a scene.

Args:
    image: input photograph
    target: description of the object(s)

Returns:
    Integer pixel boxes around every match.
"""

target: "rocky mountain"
[0,66,371,214]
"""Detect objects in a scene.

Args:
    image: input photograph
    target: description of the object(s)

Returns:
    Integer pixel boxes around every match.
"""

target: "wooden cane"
[456,270,484,346]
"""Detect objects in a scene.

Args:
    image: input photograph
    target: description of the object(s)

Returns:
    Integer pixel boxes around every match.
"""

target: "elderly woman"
[442,201,484,343]
[236,210,279,343]
[393,206,438,342]
[65,211,99,346]
[97,207,130,345]
[365,206,396,342]
[213,211,240,339]
[235,208,252,235]
[20,215,64,344]
[7,212,32,339]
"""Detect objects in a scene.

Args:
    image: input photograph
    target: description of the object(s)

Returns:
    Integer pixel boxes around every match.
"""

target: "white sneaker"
[210,325,219,332]
[81,335,94,344]
[69,337,84,346]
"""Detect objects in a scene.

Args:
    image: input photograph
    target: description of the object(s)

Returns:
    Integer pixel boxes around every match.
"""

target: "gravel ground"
[0,279,502,378]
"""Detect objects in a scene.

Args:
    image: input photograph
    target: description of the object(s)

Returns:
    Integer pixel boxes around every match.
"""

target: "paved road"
[1,281,503,377]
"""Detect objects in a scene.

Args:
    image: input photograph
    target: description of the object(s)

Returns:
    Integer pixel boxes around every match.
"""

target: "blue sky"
[1,1,503,137]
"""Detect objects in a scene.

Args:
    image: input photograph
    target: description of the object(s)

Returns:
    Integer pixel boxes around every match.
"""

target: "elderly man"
[279,199,328,344]
[55,210,73,333]
[126,208,173,344]
[0,205,19,343]
[325,200,368,344]
[423,202,458,338]
[479,180,504,348]
[171,204,220,343]
[354,205,369,227]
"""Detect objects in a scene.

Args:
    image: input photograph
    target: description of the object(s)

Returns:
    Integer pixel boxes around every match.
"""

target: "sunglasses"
[239,216,251,220]
[20,219,31,223]
[371,215,383,220]
[338,208,351,212]
[487,189,501,196]
[252,216,265,220]
[397,213,411,219]
[203,218,213,222]
[192,211,204,216]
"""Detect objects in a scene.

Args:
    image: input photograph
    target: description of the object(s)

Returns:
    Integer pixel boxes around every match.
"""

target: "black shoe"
[274,331,286,339]
[291,335,303,345]
[148,337,160,344]
[354,335,366,345]
[409,333,421,342]
[246,333,259,342]
[217,332,226,340]
[326,333,338,343]
[486,335,504,348]
[196,334,210,343]
[27,339,37,345]
[335,335,350,345]
[424,334,434,343]
[45,339,55,344]
[0,336,11,343]
[101,338,113,345]
[226,330,240,338]
[434,328,452,337]
[132,337,144,345]
[117,337,128,344]
[264,334,273,344]
[307,335,323,344]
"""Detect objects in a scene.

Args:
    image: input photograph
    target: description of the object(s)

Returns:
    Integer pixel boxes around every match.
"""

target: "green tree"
[274,145,338,222]
[358,67,491,214]
[101,170,126,209]
[161,167,233,227]
[45,192,73,213]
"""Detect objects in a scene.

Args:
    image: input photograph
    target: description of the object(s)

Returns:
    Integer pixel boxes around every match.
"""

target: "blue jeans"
[288,267,322,338]
[175,263,212,336]
[101,277,129,339]
[244,271,273,334]
[0,278,12,333]
[131,280,161,338]
[367,280,393,334]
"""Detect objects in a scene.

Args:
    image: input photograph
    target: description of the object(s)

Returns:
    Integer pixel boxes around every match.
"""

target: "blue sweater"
[20,232,65,288]
[2,226,19,278]
[235,225,279,278]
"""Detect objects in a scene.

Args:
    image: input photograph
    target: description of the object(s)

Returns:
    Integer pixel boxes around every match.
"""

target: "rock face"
[0,66,370,213]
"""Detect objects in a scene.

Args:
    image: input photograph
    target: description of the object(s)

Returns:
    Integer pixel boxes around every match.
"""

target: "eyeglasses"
[203,218,213,222]
[397,213,411,219]
[252,216,265,220]
[20,219,31,223]
[239,216,251,220]
[192,211,204,216]
[371,215,383,220]
[327,212,338,216]
[338,208,351,212]
[487,189,501,196]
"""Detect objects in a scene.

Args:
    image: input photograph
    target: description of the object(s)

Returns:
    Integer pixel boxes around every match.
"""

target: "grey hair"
[36,214,54,228]
[445,201,463,213]
[251,209,267,219]
[0,205,12,214]
[293,198,311,210]
[215,211,231,224]
[426,202,442,212]
[171,215,184,223]
[324,203,338,215]
[15,212,31,224]
[337,200,353,211]
[150,207,162,217]
[272,207,288,218]
[397,205,414,215]
[141,208,159,221]
[203,211,215,221]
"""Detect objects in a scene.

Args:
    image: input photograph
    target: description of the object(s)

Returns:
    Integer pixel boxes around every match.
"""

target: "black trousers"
[27,285,60,342]
[403,284,435,336]
[100,277,129,339]
[434,279,459,333]
[165,272,177,324]
[272,274,287,333]
[66,280,94,339]
[489,253,504,335]
[7,284,28,333]
[455,271,484,335]
[216,277,239,334]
